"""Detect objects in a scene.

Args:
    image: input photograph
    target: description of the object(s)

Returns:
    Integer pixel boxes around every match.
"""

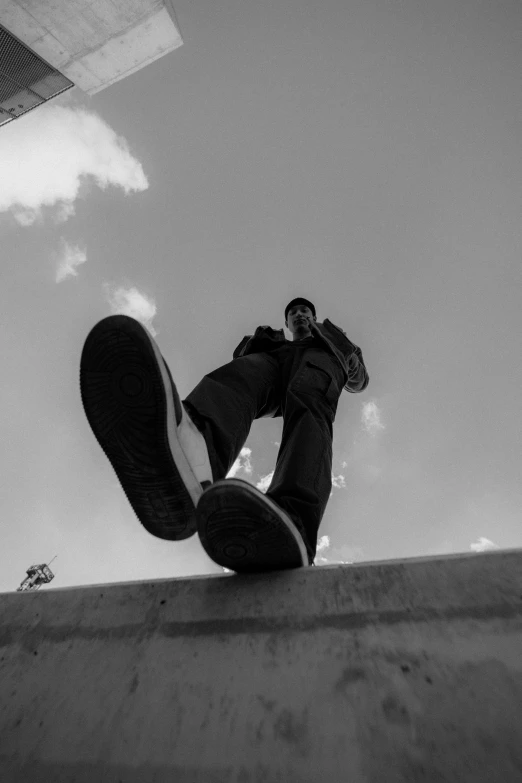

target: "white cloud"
[314,535,363,566]
[256,471,274,494]
[53,202,76,224]
[361,401,385,435]
[330,472,347,497]
[470,537,500,553]
[0,105,148,225]
[104,284,158,337]
[12,209,39,227]
[226,447,253,479]
[331,473,346,489]
[55,239,87,283]
[337,545,364,562]
[317,535,330,552]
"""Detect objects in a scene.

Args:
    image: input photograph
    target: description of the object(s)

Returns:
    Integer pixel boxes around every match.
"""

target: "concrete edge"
[3,547,521,596]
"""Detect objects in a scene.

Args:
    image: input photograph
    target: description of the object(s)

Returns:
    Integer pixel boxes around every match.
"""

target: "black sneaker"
[80,315,213,540]
[197,478,309,572]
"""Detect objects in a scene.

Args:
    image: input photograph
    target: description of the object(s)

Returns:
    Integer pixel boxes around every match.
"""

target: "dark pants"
[182,341,343,562]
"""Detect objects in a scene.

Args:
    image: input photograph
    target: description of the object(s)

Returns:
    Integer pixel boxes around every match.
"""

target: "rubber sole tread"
[80,315,197,540]
[197,479,308,572]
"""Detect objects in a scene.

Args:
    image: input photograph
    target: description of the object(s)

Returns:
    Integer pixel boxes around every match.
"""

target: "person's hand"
[306,316,320,332]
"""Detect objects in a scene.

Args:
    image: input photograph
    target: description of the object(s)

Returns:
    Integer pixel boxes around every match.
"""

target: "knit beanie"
[284,298,316,321]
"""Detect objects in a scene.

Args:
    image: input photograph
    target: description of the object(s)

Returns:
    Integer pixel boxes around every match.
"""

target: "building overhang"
[0,0,183,111]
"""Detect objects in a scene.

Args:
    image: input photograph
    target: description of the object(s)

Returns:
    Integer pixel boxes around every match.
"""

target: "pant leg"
[266,347,341,562]
[182,352,281,481]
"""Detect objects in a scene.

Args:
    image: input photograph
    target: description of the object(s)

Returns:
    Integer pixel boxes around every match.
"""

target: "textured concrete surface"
[1,0,182,93]
[1,549,521,782]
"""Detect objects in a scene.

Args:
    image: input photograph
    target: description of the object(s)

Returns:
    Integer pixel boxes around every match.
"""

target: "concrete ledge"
[1,550,522,782]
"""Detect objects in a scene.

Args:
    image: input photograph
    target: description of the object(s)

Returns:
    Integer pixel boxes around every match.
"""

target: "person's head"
[285,298,317,340]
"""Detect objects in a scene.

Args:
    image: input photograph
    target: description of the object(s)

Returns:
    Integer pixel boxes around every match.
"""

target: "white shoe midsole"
[177,404,214,485]
[142,325,214,505]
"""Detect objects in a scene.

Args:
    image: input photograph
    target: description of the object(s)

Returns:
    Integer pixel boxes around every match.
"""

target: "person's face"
[285,304,316,335]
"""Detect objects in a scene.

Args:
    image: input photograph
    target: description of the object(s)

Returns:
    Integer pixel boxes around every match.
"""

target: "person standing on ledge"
[80,297,369,573]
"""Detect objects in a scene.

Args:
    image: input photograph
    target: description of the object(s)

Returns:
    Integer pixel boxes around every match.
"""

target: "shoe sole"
[197,479,309,572]
[80,315,202,540]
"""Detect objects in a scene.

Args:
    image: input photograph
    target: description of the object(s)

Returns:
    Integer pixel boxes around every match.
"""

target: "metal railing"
[0,24,73,127]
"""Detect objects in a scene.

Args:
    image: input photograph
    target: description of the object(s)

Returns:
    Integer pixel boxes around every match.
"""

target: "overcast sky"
[1,0,521,592]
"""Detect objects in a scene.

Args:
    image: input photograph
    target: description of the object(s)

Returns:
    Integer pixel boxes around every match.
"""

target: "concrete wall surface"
[0,549,521,782]
[0,0,182,93]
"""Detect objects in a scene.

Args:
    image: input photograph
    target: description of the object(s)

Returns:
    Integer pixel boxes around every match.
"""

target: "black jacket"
[233,319,369,394]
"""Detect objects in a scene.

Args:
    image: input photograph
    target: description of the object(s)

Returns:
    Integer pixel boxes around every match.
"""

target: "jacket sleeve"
[344,345,369,393]
[233,336,252,359]
[232,326,277,359]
